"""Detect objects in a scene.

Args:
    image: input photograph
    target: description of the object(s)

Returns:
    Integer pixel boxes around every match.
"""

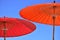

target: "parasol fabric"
[0,17,36,37]
[20,3,60,26]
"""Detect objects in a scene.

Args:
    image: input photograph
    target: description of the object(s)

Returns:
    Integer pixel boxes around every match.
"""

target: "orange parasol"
[0,16,36,40]
[20,1,60,40]
[20,3,60,26]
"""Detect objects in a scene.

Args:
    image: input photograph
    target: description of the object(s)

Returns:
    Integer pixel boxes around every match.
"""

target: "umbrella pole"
[4,30,6,40]
[3,22,6,40]
[52,0,56,40]
[4,16,6,40]
[52,16,55,40]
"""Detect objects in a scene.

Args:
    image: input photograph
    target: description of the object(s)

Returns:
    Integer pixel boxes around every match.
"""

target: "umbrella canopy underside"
[0,17,36,37]
[20,3,60,26]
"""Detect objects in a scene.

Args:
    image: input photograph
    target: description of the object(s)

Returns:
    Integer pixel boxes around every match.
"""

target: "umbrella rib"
[39,15,48,23]
[57,16,60,25]
[29,11,42,20]
[47,15,52,25]
[31,14,43,21]
[23,23,33,30]
[41,7,51,15]
[36,14,46,22]
[16,19,35,31]
[29,14,38,20]
[43,15,50,24]
[20,21,34,31]
[26,13,38,20]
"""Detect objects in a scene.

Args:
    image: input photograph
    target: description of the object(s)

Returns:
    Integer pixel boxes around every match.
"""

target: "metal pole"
[4,29,6,40]
[3,16,6,40]
[52,16,55,40]
[52,0,56,40]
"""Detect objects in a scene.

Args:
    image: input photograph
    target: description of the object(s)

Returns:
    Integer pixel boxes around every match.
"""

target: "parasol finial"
[53,1,55,3]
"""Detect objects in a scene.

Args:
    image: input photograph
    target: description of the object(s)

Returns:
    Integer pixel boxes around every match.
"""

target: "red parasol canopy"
[0,17,36,37]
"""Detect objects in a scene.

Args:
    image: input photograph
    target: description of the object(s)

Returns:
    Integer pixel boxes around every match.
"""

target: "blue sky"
[0,0,60,40]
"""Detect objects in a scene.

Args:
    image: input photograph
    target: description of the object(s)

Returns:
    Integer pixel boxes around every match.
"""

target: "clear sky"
[0,0,60,40]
